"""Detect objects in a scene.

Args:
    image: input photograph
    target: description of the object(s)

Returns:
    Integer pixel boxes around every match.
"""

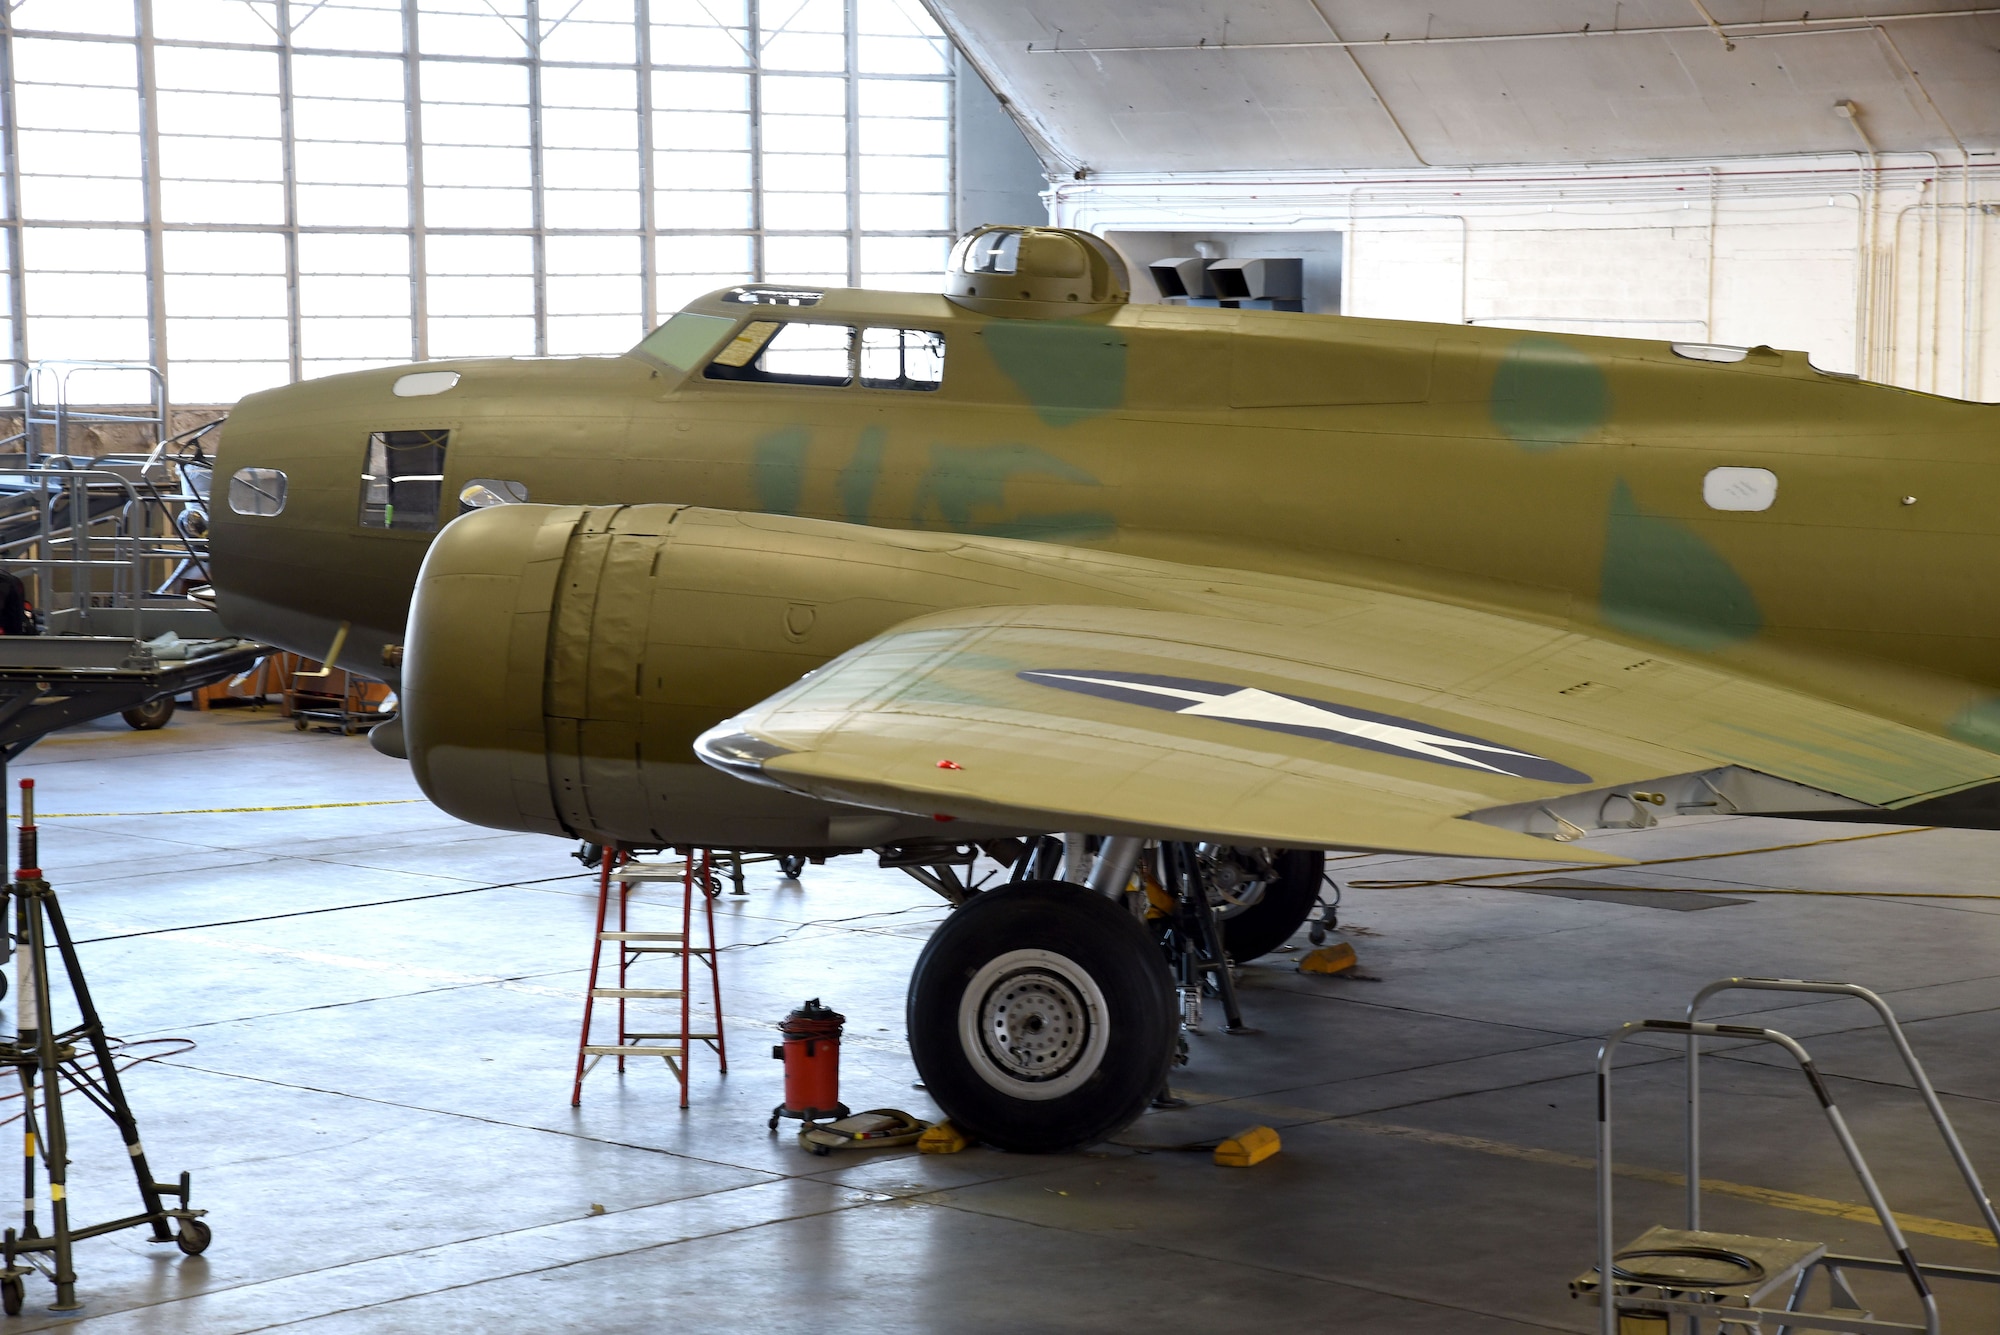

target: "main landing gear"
[902,844,1325,1153]
[906,881,1177,1154]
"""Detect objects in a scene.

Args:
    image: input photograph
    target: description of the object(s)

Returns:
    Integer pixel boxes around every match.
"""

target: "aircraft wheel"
[1220,849,1324,962]
[908,880,1175,1153]
[121,695,175,731]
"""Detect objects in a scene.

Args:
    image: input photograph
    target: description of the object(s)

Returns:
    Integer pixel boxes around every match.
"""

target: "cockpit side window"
[860,328,944,390]
[704,320,854,386]
[701,321,945,391]
[635,311,735,370]
[359,429,448,531]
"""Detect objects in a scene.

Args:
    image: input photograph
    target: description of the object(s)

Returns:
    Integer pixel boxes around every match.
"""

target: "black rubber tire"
[120,695,175,731]
[1220,849,1325,962]
[907,880,1176,1154]
[777,855,806,879]
[2,1274,21,1315]
[176,1218,211,1256]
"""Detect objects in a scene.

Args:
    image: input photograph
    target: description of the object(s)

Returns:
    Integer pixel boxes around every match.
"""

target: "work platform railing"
[0,361,222,641]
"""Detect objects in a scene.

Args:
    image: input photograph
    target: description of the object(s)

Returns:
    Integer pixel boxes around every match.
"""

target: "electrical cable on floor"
[0,1037,196,1128]
[715,903,946,954]
[76,869,600,945]
[1343,826,2000,899]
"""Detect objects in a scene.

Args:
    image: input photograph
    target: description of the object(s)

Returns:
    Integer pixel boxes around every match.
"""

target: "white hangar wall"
[1051,155,1998,401]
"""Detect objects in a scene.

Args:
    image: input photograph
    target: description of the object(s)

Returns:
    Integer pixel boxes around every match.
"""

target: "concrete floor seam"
[924,1195,1584,1333]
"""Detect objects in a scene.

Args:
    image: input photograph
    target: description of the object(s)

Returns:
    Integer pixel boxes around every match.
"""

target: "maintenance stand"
[0,780,207,1314]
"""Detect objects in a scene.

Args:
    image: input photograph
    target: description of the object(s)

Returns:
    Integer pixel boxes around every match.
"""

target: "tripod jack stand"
[0,779,207,1314]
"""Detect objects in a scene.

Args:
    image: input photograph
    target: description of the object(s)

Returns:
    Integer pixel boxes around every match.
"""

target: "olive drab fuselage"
[210,284,2000,789]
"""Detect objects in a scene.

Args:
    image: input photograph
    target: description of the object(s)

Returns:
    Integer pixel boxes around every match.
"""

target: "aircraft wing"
[695,591,2000,863]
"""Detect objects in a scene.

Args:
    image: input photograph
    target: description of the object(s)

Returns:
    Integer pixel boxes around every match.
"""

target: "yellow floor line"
[1336,1116,1996,1246]
[1166,1089,1992,1244]
[22,799,428,818]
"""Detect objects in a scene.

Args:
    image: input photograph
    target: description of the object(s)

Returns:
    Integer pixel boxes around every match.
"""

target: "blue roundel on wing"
[1018,669,1592,785]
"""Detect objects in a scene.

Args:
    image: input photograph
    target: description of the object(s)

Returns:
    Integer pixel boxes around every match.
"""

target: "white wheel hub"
[958,948,1110,1101]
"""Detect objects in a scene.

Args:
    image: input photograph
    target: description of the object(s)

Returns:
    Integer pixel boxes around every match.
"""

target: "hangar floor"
[6,707,2000,1331]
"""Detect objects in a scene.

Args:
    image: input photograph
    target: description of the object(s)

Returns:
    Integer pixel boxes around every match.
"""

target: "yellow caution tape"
[22,799,427,818]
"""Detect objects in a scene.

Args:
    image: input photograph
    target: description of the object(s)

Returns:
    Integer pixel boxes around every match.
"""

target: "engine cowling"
[401,503,1143,847]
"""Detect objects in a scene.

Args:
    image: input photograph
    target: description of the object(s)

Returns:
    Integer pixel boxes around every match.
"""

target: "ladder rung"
[581,1044,684,1057]
[599,932,684,941]
[627,1031,722,1041]
[590,988,684,999]
[620,945,685,953]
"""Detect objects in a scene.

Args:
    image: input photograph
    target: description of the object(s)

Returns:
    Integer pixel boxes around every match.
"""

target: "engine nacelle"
[402,503,1141,847]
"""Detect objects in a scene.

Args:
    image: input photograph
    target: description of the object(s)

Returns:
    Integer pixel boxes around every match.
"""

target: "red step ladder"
[571,849,728,1108]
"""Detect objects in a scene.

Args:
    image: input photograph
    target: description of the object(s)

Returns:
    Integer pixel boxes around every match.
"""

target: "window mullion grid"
[843,0,858,287]
[405,0,427,362]
[946,47,958,238]
[0,16,27,375]
[135,0,169,399]
[278,0,302,383]
[528,0,547,357]
[636,0,656,328]
[749,0,764,282]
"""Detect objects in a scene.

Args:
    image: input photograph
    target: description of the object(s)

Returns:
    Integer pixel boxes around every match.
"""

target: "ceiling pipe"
[1872,25,1977,400]
[1022,7,2000,54]
[1686,0,1738,50]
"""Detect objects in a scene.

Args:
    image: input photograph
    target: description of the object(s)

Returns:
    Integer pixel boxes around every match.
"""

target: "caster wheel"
[176,1218,211,1256]
[778,855,805,879]
[293,718,307,731]
[121,695,175,730]
[2,1275,21,1315]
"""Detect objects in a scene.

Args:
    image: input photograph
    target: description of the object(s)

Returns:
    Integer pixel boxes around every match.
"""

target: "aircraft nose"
[206,376,419,680]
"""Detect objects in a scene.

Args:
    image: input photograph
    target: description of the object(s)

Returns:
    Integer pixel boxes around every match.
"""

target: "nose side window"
[228,467,288,516]
[359,430,448,531]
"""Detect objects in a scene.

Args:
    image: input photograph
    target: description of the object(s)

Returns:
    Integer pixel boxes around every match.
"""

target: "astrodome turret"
[945,225,1129,317]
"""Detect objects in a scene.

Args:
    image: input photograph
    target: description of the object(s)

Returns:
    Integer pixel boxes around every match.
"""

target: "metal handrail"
[1686,978,2000,1256]
[0,360,218,636]
[1596,1016,1943,1335]
[0,466,202,639]
[23,362,168,469]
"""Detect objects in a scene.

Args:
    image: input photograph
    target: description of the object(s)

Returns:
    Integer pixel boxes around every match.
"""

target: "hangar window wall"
[0,0,955,404]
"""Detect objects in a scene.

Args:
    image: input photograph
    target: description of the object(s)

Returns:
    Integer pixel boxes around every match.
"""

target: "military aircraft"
[208,224,2000,1153]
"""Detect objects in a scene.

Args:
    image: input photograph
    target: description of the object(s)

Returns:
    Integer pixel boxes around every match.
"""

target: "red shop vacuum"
[767,998,851,1131]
